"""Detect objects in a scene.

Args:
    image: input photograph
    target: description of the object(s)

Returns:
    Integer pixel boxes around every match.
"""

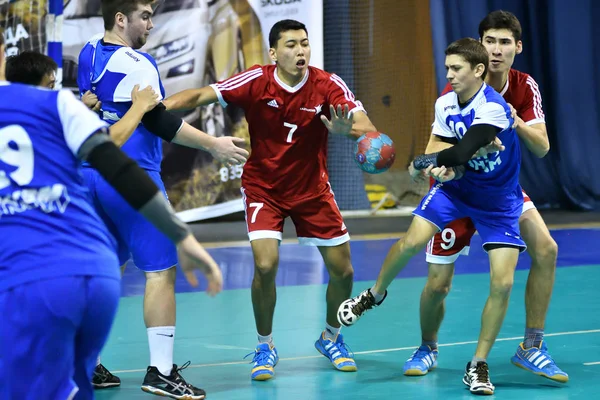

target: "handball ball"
[354,132,396,174]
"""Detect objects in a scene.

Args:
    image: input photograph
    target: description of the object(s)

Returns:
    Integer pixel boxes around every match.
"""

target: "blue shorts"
[414,183,526,252]
[82,168,178,272]
[0,275,120,400]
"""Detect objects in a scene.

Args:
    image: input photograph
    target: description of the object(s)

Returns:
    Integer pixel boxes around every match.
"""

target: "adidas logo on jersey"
[267,99,279,108]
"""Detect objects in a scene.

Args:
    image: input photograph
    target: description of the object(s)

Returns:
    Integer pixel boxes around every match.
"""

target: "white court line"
[111,328,600,374]
[583,361,600,366]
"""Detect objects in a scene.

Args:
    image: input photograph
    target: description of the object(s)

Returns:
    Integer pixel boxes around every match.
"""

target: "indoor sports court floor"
[96,224,600,399]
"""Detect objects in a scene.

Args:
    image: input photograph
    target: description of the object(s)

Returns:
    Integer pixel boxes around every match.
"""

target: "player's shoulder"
[104,47,157,75]
[307,66,341,84]
[6,82,59,102]
[435,90,458,113]
[509,68,533,84]
[508,68,540,94]
[483,83,507,104]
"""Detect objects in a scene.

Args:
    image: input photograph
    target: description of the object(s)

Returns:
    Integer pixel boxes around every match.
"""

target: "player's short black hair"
[102,0,155,31]
[445,38,489,81]
[6,51,57,86]
[478,10,522,42]
[268,19,308,48]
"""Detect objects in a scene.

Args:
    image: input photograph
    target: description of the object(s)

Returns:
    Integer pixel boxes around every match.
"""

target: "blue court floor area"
[97,227,600,399]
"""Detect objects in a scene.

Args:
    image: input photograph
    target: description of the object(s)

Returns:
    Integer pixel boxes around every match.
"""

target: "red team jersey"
[427,69,545,262]
[211,64,364,200]
[211,64,364,244]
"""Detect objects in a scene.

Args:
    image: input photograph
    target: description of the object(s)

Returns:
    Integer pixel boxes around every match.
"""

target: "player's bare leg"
[373,217,439,295]
[402,262,455,376]
[420,263,455,344]
[248,238,280,380]
[250,238,280,336]
[318,243,354,330]
[314,243,357,371]
[463,246,518,395]
[510,208,567,382]
[520,209,557,335]
[338,216,438,326]
[474,247,518,358]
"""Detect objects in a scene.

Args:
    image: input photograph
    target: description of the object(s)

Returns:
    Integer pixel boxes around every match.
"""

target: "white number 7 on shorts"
[248,202,264,224]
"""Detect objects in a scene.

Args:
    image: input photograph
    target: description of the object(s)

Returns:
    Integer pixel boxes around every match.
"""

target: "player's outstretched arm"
[110,85,160,146]
[163,86,219,111]
[412,123,501,170]
[78,130,223,294]
[171,122,249,165]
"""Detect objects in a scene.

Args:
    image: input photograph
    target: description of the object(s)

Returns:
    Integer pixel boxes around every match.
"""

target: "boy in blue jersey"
[76,1,249,398]
[337,38,523,395]
[0,32,223,400]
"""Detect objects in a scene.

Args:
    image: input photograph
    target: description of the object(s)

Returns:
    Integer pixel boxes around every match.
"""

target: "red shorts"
[240,185,349,246]
[425,190,534,264]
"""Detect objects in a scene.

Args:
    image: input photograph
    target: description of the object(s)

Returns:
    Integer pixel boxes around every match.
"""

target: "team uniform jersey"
[78,34,165,171]
[0,83,121,399]
[211,65,364,244]
[413,83,526,253]
[77,35,177,271]
[427,70,545,263]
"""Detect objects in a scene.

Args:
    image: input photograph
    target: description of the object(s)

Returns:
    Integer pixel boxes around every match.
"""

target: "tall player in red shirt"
[403,11,568,383]
[164,19,378,380]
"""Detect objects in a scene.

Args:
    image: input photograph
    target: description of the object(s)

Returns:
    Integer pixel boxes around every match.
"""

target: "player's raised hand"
[131,84,160,113]
[321,104,353,135]
[82,90,101,112]
[209,136,249,166]
[176,234,223,296]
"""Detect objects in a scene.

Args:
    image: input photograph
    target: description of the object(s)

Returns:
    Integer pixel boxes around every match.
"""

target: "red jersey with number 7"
[210,64,365,200]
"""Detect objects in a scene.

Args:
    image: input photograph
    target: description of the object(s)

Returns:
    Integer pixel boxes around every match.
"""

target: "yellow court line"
[201,221,600,249]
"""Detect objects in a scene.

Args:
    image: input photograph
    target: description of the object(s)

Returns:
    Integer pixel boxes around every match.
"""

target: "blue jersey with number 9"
[0,82,120,291]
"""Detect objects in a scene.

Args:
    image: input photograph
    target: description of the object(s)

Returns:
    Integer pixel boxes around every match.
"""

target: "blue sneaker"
[245,343,279,381]
[403,345,438,376]
[314,332,357,372]
[511,341,568,383]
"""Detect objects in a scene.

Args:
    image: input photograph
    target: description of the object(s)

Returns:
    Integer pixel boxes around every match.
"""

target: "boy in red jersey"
[164,19,378,380]
[403,10,567,385]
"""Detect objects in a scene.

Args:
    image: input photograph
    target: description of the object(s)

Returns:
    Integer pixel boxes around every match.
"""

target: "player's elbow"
[533,142,550,158]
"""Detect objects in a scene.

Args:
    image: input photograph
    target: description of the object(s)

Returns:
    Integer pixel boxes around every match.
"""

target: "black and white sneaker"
[141,362,206,399]
[92,363,121,389]
[462,361,495,395]
[337,288,387,327]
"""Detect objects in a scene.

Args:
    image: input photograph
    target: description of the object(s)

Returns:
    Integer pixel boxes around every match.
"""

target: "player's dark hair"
[6,51,57,86]
[102,0,154,31]
[445,38,489,81]
[0,28,4,46]
[478,10,522,42]
[268,19,308,48]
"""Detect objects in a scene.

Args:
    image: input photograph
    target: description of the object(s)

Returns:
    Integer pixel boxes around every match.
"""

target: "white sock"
[370,285,385,303]
[147,326,175,376]
[324,323,341,341]
[257,333,273,346]
[96,356,101,367]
